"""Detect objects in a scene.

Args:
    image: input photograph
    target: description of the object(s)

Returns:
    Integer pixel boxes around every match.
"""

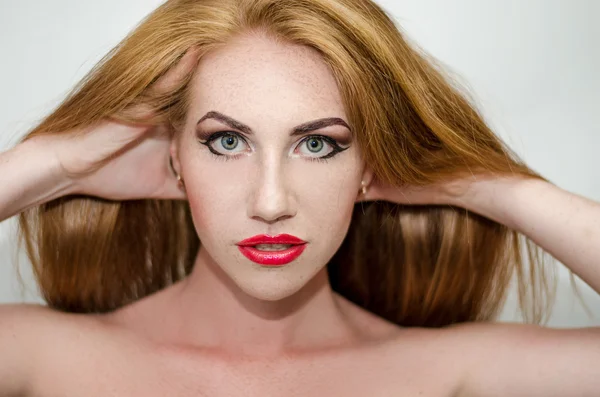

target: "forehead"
[188,35,347,122]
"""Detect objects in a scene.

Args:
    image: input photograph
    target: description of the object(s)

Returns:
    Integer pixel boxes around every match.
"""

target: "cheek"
[297,162,360,232]
[183,164,249,236]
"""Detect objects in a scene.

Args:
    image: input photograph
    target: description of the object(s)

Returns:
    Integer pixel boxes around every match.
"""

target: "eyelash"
[197,131,349,163]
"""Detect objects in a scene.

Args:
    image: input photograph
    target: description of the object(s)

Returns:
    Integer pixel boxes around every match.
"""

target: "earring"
[169,155,185,189]
[176,174,185,189]
[360,180,368,196]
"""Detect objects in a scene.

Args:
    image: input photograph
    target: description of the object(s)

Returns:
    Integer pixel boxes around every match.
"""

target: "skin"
[158,33,381,356]
[2,33,600,397]
[34,33,457,396]
[4,34,464,397]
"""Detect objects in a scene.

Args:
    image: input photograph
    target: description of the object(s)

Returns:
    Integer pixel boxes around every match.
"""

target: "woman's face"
[172,34,371,301]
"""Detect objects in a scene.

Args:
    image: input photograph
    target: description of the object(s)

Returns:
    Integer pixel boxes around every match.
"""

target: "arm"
[0,137,74,223]
[0,140,73,396]
[449,177,600,395]
[455,177,600,294]
[369,175,600,394]
[368,174,600,293]
[0,47,201,224]
[454,322,600,397]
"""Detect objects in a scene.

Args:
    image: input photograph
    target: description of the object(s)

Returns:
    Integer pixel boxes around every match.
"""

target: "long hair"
[17,0,561,326]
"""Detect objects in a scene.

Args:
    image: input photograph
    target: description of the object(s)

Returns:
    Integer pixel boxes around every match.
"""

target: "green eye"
[296,135,349,161]
[199,131,348,162]
[306,137,324,153]
[221,135,238,150]
[198,131,248,158]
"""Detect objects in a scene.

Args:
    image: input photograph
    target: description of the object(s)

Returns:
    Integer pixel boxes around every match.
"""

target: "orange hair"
[17,0,562,325]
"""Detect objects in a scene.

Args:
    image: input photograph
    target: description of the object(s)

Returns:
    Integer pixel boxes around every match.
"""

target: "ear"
[169,137,182,177]
[361,164,374,187]
[355,163,375,202]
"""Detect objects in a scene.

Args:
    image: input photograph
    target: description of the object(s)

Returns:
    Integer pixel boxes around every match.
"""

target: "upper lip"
[236,234,307,246]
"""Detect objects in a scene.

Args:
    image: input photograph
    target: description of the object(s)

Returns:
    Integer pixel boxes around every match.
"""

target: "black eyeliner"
[300,135,349,159]
[197,130,350,160]
[197,131,246,157]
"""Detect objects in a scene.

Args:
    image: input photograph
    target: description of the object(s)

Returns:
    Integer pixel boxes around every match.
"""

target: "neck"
[165,246,360,358]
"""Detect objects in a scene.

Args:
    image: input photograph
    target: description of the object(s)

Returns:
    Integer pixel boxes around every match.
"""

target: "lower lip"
[237,245,307,266]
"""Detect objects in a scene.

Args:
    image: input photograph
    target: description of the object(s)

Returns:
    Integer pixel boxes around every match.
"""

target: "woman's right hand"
[46,48,200,201]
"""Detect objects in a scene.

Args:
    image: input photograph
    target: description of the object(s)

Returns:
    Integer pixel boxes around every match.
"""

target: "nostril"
[252,214,293,224]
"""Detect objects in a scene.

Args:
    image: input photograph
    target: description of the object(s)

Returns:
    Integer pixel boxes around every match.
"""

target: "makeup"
[196,111,352,138]
[236,234,308,266]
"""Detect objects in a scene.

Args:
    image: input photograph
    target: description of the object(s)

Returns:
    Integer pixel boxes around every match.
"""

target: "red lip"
[236,234,307,266]
[236,234,307,246]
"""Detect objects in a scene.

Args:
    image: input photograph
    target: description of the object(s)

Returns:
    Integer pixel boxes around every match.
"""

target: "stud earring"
[176,174,185,189]
[361,180,368,196]
[169,155,185,189]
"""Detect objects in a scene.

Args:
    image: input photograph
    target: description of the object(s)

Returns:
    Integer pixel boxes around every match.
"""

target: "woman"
[1,0,599,395]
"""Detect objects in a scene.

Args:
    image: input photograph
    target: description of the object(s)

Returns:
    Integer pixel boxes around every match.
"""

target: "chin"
[242,287,300,302]
[233,279,306,302]
[228,263,324,302]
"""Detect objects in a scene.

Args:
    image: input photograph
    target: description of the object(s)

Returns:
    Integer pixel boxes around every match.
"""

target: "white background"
[0,0,598,327]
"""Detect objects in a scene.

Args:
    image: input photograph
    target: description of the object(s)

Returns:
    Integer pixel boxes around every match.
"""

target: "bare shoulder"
[0,303,84,351]
[0,304,74,396]
[0,302,111,356]
[0,303,119,396]
[419,321,600,397]
[0,302,110,339]
[376,325,470,396]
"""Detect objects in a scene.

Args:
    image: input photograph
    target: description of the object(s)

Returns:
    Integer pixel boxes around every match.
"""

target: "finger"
[112,48,200,124]
[86,119,149,152]
[151,47,201,94]
[111,103,156,123]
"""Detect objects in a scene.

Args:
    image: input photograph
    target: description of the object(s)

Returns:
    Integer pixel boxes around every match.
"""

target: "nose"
[247,156,296,224]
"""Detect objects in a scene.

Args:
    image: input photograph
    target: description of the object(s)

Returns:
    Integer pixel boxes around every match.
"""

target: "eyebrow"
[196,111,352,136]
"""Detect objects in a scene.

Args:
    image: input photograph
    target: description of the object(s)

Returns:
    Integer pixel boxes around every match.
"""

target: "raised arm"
[0,137,73,223]
[364,174,600,294]
[454,176,600,295]
[363,174,600,395]
[0,48,199,397]
[0,47,200,224]
[453,177,600,395]
[0,118,185,225]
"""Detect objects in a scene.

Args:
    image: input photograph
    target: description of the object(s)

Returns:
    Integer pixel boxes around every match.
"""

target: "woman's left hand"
[358,173,477,207]
[358,172,600,296]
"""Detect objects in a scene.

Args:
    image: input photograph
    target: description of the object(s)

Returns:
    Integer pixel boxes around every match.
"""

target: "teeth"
[254,244,293,251]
